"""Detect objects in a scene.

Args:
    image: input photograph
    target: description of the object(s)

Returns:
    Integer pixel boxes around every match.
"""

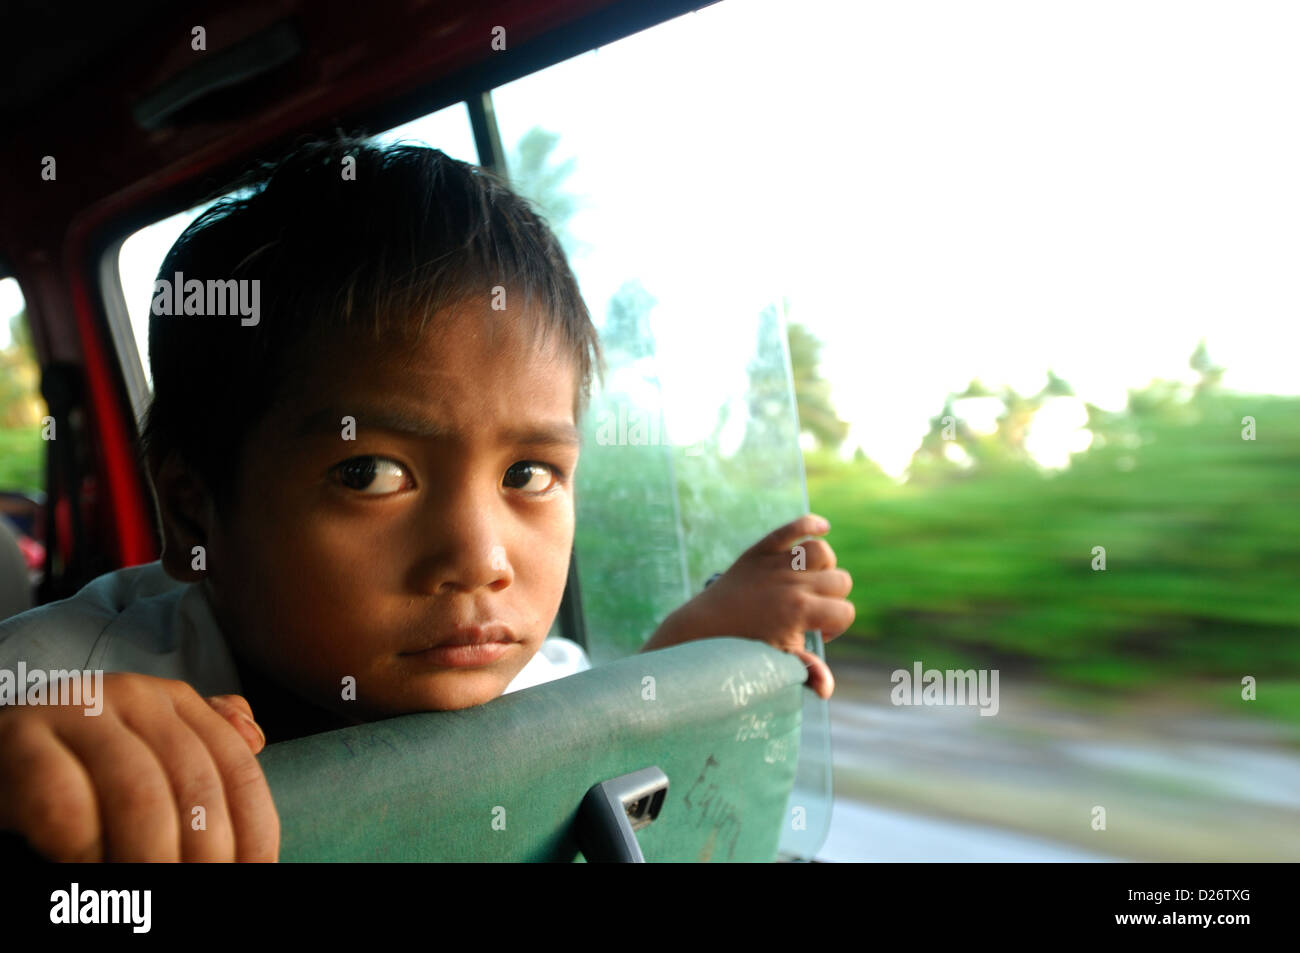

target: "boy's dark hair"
[138,135,600,515]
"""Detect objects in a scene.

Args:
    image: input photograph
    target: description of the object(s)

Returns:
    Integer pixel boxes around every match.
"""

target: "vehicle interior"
[0,0,833,861]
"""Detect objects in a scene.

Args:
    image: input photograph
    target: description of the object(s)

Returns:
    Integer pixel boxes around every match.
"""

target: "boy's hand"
[0,673,279,861]
[643,513,854,699]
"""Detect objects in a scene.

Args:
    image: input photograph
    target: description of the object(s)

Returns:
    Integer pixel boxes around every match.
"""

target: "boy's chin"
[392,669,516,713]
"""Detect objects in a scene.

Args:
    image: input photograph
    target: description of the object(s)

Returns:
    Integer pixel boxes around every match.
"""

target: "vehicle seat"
[0,518,33,623]
[260,637,808,862]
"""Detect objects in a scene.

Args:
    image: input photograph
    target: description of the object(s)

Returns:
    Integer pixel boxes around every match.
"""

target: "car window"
[0,277,47,611]
[368,100,478,160]
[489,12,833,859]
[117,203,219,398]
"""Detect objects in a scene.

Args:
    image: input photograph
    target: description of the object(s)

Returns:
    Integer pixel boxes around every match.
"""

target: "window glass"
[118,203,217,393]
[490,0,1300,865]
[370,101,478,161]
[0,277,48,608]
[491,11,833,859]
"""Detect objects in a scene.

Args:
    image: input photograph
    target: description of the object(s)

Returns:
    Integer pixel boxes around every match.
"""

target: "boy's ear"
[148,450,219,583]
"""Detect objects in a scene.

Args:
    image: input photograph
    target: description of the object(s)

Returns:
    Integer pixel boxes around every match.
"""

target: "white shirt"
[0,561,589,700]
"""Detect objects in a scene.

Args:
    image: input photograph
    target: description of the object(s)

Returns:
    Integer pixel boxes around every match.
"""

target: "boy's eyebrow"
[293,406,580,446]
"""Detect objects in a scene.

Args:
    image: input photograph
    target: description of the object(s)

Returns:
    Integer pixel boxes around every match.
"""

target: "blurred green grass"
[808,390,1300,732]
[0,426,43,494]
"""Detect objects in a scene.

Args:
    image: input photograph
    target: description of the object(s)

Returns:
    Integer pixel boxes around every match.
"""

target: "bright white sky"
[7,0,1297,479]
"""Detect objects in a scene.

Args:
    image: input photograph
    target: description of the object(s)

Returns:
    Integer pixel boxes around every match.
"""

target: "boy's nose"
[409,498,512,595]
[435,541,512,594]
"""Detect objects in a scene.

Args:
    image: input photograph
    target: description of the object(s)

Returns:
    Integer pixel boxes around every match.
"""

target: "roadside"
[821,657,1300,862]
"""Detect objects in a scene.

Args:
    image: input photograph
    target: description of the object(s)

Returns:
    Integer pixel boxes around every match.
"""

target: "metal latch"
[577,766,669,862]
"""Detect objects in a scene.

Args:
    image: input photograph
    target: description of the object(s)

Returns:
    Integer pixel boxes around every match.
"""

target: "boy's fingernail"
[239,713,266,747]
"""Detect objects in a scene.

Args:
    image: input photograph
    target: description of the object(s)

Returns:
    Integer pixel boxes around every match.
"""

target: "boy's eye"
[333,456,412,495]
[503,461,560,494]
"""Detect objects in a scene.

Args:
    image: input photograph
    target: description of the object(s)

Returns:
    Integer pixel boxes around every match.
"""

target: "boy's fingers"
[743,514,830,560]
[0,678,273,863]
[0,718,103,862]
[792,537,837,571]
[179,694,280,862]
[54,715,182,862]
[118,704,238,862]
[801,593,855,640]
[789,647,835,700]
[206,694,255,724]
[205,695,266,753]
[804,568,853,599]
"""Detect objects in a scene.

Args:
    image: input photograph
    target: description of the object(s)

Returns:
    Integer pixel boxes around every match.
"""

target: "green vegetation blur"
[805,346,1300,734]
[0,310,44,493]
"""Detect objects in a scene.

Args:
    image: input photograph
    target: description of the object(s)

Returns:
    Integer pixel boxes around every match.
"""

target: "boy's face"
[190,300,580,718]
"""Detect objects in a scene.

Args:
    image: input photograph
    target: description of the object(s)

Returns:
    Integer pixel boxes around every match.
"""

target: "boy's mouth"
[400,623,520,668]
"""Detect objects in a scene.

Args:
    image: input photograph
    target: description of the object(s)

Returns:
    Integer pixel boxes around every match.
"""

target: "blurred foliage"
[601,279,657,364]
[0,427,44,493]
[0,309,46,494]
[907,368,1074,484]
[787,317,850,452]
[812,357,1299,730]
[506,126,583,260]
[0,310,44,427]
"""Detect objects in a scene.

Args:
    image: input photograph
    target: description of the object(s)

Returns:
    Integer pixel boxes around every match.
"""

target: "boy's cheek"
[225,601,530,713]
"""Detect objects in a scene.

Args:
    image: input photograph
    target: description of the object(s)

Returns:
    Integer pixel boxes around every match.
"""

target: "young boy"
[0,138,854,861]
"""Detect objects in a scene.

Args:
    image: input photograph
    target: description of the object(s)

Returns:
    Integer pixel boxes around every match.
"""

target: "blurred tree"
[1042,368,1075,397]
[907,397,975,485]
[994,387,1037,457]
[602,279,657,365]
[956,377,996,399]
[507,127,582,258]
[738,302,853,458]
[787,320,850,453]
[738,302,799,458]
[906,343,1228,485]
[1190,337,1225,398]
[908,370,1084,484]
[0,309,43,428]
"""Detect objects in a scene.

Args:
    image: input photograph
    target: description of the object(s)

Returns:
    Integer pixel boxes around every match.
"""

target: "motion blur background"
[2,0,1296,859]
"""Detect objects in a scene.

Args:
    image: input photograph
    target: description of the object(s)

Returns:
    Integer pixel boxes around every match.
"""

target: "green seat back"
[259,638,807,862]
